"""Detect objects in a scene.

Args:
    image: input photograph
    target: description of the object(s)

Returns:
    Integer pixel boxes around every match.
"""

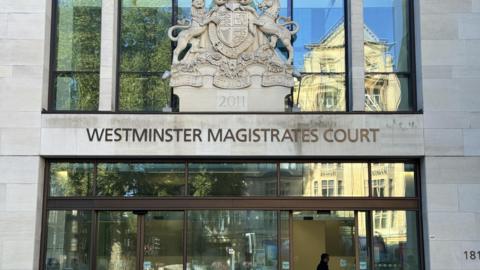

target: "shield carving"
[209,10,255,59]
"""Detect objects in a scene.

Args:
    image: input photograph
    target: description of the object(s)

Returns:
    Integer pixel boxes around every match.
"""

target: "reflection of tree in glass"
[55,2,101,110]
[96,163,185,196]
[119,4,173,111]
[190,169,247,196]
[50,163,94,196]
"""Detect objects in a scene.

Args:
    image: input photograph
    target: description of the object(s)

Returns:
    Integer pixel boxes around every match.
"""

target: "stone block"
[458,184,480,213]
[0,128,41,155]
[421,40,466,66]
[426,184,459,211]
[465,40,480,65]
[421,65,452,79]
[421,0,473,14]
[0,211,36,239]
[0,184,5,211]
[464,129,480,156]
[452,66,480,78]
[0,0,45,13]
[0,39,44,66]
[424,112,471,129]
[421,14,459,40]
[5,184,38,211]
[1,239,34,269]
[425,157,480,184]
[0,13,6,38]
[424,129,464,155]
[0,156,40,184]
[0,112,40,128]
[459,14,480,39]
[0,65,12,78]
[7,12,45,39]
[474,0,480,12]
[428,212,478,241]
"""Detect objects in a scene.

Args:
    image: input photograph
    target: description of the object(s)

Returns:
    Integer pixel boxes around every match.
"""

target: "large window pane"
[49,162,94,197]
[188,163,277,196]
[119,0,173,111]
[52,0,101,111]
[144,211,184,270]
[96,163,186,197]
[187,210,278,269]
[372,211,420,270]
[294,74,346,112]
[364,0,411,73]
[371,163,416,197]
[45,210,91,270]
[96,211,137,270]
[293,0,345,73]
[280,163,369,197]
[364,0,413,112]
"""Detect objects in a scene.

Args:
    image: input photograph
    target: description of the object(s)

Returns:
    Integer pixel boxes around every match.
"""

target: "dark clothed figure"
[316,253,329,270]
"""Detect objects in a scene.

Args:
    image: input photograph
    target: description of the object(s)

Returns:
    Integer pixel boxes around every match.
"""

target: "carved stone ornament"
[168,0,299,89]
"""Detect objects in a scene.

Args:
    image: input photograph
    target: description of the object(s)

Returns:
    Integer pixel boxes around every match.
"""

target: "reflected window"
[118,0,173,111]
[45,210,92,270]
[188,163,277,196]
[372,211,420,270]
[49,162,94,196]
[96,163,186,197]
[187,210,278,269]
[51,0,101,111]
[293,0,346,112]
[280,163,368,197]
[364,0,413,111]
[371,163,416,197]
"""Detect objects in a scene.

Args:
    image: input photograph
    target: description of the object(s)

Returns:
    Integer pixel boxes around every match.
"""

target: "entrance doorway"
[292,211,357,270]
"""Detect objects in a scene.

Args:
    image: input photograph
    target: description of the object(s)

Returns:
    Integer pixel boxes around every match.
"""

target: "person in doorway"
[316,253,329,270]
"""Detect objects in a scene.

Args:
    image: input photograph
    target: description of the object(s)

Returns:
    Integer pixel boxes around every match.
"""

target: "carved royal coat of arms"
[168,0,299,89]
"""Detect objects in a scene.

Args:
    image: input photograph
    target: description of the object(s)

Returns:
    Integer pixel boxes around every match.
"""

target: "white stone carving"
[168,0,299,89]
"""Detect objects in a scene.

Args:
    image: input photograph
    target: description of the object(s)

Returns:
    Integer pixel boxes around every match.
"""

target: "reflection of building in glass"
[295,22,401,111]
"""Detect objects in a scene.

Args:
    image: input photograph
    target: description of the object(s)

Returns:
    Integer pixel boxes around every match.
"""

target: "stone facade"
[0,0,479,270]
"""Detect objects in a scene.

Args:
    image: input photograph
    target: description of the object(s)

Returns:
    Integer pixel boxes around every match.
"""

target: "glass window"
[96,163,186,197]
[51,0,101,111]
[144,211,184,269]
[293,0,346,112]
[364,0,413,111]
[49,162,94,196]
[372,211,420,270]
[188,163,277,196]
[45,210,92,270]
[96,211,137,270]
[118,0,173,111]
[280,211,290,270]
[371,163,416,197]
[187,210,278,269]
[280,163,369,197]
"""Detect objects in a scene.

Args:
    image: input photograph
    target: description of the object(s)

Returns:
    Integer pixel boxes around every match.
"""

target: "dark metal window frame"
[40,158,424,270]
[47,0,102,112]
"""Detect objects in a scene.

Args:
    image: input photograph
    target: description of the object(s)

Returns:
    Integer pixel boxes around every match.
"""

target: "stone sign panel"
[41,114,424,157]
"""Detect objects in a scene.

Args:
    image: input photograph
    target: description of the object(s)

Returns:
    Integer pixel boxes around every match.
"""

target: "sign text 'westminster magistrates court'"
[86,128,381,144]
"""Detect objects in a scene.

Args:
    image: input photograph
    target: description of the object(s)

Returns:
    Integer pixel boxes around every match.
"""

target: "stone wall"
[420,0,480,269]
[0,0,47,269]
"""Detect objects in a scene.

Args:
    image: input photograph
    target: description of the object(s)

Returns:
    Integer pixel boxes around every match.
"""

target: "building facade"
[0,0,479,270]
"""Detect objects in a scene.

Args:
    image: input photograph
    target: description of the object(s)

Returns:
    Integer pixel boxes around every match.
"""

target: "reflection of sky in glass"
[364,0,409,72]
[293,0,344,72]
